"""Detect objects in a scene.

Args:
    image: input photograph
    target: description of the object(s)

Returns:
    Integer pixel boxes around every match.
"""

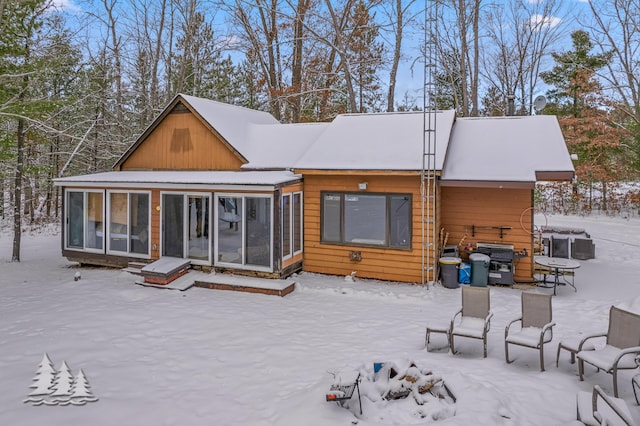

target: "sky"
[47,0,595,110]
[1,213,639,425]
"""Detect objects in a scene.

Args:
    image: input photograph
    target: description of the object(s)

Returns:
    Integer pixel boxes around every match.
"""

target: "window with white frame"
[65,190,104,252]
[161,192,211,264]
[321,192,411,249]
[216,194,272,270]
[107,191,150,256]
[282,192,303,259]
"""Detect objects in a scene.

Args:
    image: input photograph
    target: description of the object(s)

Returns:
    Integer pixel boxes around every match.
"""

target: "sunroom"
[54,170,303,278]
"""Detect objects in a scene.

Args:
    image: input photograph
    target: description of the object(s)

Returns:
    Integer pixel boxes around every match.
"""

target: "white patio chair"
[576,385,634,426]
[505,292,556,371]
[450,286,493,358]
[577,306,640,397]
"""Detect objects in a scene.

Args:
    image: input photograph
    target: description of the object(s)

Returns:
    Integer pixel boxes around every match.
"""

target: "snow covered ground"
[1,214,639,425]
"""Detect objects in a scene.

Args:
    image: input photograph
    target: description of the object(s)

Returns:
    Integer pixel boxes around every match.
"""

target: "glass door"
[162,194,184,258]
[216,196,243,264]
[187,195,210,261]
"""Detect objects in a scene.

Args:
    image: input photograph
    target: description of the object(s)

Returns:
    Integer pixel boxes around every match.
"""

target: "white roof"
[242,122,330,169]
[293,110,456,170]
[180,94,280,159]
[54,170,301,188]
[441,115,574,183]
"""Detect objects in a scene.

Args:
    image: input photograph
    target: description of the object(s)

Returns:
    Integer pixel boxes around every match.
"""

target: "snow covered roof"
[114,94,280,168]
[441,115,575,187]
[54,170,301,190]
[179,95,280,159]
[242,122,330,169]
[293,110,457,171]
[112,94,573,183]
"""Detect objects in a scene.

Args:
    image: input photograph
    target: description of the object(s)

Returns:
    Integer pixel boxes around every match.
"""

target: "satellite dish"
[534,95,547,112]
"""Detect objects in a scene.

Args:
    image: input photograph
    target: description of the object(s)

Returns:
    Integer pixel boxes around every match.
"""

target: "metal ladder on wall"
[421,0,438,288]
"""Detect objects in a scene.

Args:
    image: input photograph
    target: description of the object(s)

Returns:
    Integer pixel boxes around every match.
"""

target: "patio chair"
[505,292,556,371]
[577,306,640,397]
[450,286,493,358]
[576,385,634,426]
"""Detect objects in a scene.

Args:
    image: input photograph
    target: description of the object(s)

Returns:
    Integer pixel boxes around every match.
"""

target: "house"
[54,94,574,285]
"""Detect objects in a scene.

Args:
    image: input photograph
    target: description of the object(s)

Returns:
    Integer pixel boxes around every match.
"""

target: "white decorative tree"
[70,369,98,405]
[48,361,74,404]
[24,353,57,404]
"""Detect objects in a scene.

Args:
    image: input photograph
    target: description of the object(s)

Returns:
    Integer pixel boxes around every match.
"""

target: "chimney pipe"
[507,94,515,116]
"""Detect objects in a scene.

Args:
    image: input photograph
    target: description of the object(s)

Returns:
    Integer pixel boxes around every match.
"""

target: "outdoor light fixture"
[358,182,367,191]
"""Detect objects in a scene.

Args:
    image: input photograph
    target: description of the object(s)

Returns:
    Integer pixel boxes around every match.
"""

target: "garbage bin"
[469,253,490,287]
[439,257,461,289]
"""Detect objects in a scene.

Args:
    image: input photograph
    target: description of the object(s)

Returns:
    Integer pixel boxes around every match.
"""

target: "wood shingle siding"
[440,186,534,282]
[302,173,436,283]
[120,112,244,171]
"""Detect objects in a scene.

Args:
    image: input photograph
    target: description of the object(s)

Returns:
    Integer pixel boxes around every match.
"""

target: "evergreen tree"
[541,30,630,212]
[0,0,62,261]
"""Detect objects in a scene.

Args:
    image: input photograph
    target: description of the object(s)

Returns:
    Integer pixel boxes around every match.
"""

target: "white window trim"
[214,193,274,273]
[106,190,152,259]
[282,191,304,260]
[160,191,213,266]
[282,194,292,261]
[293,191,303,256]
[64,189,105,254]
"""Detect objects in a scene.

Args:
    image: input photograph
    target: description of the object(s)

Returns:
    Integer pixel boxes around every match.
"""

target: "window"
[161,192,211,263]
[321,192,411,249]
[65,190,104,252]
[215,194,273,270]
[107,191,150,256]
[282,192,303,259]
[292,193,302,253]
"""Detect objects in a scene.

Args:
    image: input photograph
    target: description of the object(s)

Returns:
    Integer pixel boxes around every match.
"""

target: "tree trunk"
[457,0,469,116]
[470,0,479,116]
[12,117,25,262]
[386,0,403,112]
[291,0,310,122]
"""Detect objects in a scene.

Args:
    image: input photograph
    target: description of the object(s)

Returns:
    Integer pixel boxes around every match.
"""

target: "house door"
[161,193,211,263]
[162,194,184,258]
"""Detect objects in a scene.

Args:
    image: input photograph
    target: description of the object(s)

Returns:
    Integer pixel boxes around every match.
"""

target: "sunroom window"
[321,192,411,249]
[216,194,272,270]
[65,190,104,252]
[282,192,303,259]
[107,191,150,256]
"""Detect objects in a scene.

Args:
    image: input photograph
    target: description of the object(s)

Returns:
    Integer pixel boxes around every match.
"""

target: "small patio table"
[534,256,580,295]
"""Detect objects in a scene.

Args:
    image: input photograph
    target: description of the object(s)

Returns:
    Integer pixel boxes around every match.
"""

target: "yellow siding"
[440,187,534,282]
[121,111,244,170]
[302,174,433,283]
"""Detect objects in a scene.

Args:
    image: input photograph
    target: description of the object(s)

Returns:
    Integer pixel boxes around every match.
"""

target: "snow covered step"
[195,274,296,297]
[135,270,208,291]
[140,257,191,285]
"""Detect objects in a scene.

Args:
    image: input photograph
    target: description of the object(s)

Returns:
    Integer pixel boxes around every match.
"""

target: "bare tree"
[233,0,286,119]
[436,0,483,116]
[379,0,417,112]
[482,0,564,115]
